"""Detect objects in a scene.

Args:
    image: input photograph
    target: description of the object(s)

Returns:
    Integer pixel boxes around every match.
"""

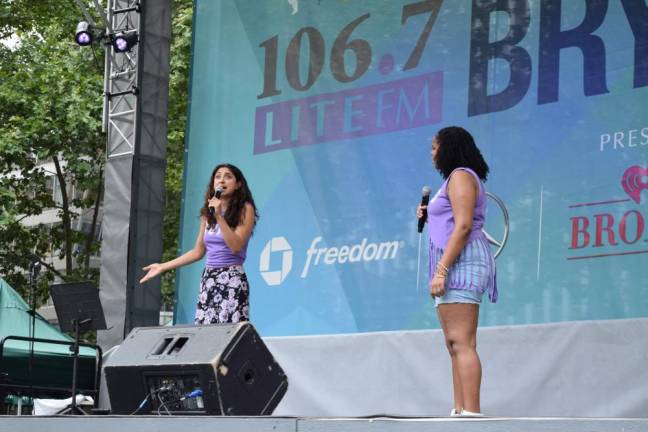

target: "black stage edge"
[0,416,647,432]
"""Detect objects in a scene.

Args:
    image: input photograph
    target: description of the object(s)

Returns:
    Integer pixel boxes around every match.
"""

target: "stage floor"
[1,415,647,432]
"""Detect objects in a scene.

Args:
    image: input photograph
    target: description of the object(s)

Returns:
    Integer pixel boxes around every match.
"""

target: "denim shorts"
[435,288,483,307]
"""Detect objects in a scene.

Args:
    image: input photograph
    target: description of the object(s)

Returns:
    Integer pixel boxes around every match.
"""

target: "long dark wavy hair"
[200,163,259,229]
[434,126,489,181]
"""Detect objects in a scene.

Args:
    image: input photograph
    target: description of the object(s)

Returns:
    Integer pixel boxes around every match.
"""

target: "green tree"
[161,0,193,308]
[0,3,104,303]
[0,0,192,311]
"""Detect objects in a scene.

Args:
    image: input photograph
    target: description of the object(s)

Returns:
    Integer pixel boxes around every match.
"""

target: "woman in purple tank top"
[416,126,496,417]
[140,164,258,324]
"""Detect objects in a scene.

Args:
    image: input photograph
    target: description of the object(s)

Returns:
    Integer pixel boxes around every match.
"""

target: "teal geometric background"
[176,0,648,336]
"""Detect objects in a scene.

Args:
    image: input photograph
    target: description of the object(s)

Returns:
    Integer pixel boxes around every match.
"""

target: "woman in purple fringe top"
[140,163,258,324]
[416,126,497,417]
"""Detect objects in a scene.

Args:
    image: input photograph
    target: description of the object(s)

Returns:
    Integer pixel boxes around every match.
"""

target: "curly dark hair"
[434,126,489,181]
[200,164,259,229]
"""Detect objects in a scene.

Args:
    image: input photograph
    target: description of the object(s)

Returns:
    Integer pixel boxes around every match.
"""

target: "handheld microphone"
[209,187,223,216]
[417,186,432,233]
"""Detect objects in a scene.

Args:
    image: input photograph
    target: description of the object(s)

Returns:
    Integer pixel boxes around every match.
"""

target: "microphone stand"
[27,255,42,403]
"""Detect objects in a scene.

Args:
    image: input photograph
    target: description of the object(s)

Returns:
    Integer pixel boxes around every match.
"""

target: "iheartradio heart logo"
[622,165,648,204]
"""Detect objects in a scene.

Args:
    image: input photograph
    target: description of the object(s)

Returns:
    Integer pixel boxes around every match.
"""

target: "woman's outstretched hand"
[140,263,164,283]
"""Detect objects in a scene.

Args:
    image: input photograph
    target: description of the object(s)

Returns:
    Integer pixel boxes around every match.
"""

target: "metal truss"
[74,0,171,349]
[103,0,141,159]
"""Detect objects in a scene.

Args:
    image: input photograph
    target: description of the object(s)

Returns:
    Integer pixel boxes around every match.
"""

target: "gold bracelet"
[437,262,449,273]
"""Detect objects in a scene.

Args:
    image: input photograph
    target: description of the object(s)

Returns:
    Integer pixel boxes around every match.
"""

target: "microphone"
[417,186,432,233]
[209,187,223,216]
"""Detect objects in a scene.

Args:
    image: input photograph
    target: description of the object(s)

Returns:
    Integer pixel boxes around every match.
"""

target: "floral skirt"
[195,264,250,324]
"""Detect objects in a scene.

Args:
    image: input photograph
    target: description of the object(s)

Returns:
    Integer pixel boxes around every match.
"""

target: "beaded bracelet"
[434,262,449,278]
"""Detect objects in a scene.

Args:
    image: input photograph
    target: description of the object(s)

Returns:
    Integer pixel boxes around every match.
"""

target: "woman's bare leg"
[437,303,481,413]
[438,308,464,412]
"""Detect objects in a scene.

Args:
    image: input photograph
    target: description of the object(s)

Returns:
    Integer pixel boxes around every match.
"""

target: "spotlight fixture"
[112,32,138,53]
[75,21,93,46]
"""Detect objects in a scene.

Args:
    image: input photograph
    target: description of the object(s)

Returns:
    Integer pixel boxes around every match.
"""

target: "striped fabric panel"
[429,235,496,300]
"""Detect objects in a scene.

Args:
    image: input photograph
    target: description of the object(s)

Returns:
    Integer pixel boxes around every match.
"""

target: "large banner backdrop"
[176,0,648,336]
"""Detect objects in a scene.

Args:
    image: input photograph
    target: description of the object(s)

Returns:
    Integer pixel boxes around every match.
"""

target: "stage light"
[112,32,138,53]
[75,21,93,46]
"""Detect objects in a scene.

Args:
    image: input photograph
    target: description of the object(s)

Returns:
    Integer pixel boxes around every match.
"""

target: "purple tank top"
[204,223,247,268]
[426,167,497,302]
[427,167,487,247]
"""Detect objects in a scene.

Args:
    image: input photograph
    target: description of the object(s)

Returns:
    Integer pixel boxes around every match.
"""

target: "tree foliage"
[161,0,192,308]
[0,2,76,40]
[0,2,104,303]
[0,0,192,310]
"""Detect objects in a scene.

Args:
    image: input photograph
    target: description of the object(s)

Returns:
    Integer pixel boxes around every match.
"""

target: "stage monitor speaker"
[104,322,288,415]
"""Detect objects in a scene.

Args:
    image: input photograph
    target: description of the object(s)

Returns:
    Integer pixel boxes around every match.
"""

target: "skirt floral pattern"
[195,265,250,324]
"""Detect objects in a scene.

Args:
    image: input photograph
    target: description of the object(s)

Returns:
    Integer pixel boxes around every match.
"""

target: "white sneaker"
[459,410,484,417]
[450,408,462,416]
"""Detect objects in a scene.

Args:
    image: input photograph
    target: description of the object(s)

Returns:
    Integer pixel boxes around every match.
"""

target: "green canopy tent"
[0,277,100,404]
